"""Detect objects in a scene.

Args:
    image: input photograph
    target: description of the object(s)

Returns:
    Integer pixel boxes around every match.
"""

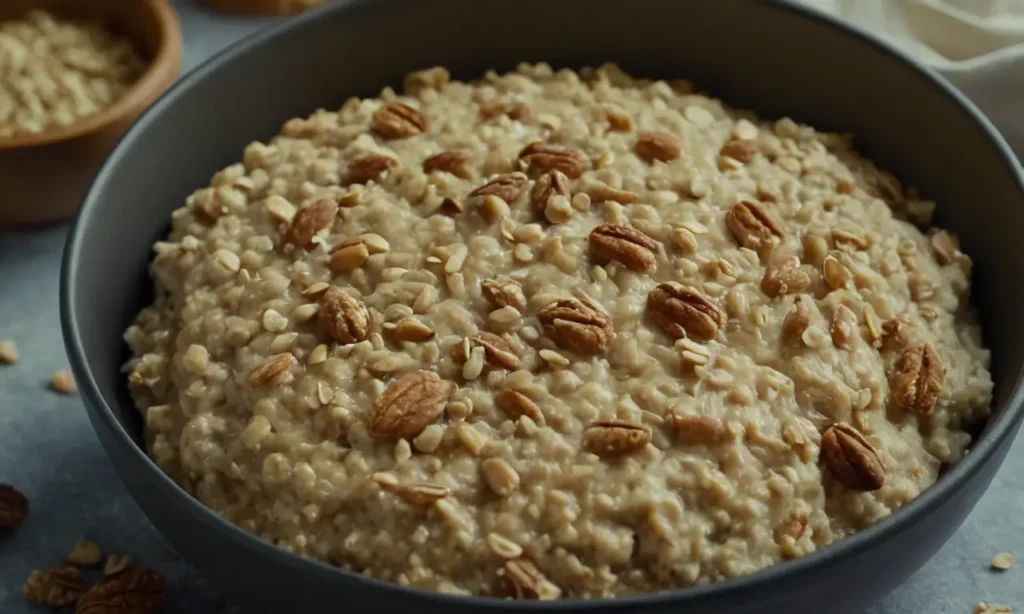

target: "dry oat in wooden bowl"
[121,62,993,600]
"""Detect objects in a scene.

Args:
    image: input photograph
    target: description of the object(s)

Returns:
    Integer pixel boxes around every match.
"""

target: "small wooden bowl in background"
[0,0,182,227]
[198,0,329,17]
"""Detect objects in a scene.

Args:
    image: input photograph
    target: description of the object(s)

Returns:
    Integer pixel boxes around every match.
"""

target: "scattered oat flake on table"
[974,603,1012,614]
[991,552,1014,570]
[51,369,77,394]
[67,539,104,566]
[0,339,17,364]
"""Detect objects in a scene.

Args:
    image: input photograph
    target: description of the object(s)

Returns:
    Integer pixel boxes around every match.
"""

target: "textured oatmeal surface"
[124,63,992,599]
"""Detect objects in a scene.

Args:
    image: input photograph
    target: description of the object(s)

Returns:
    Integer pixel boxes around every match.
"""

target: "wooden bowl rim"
[0,0,183,151]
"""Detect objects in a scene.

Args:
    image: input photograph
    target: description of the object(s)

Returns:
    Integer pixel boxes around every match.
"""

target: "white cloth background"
[797,0,1024,160]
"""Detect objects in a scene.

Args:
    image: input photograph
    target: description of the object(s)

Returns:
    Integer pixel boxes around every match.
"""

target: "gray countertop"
[0,2,1021,612]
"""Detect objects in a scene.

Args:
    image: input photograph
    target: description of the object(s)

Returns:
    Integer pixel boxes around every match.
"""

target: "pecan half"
[451,332,521,370]
[588,224,660,273]
[530,170,571,214]
[537,299,613,354]
[481,277,527,312]
[496,558,561,600]
[646,283,725,342]
[283,198,337,247]
[469,172,528,203]
[0,484,28,529]
[583,420,652,457]
[634,131,682,162]
[345,153,399,185]
[890,343,944,415]
[318,287,371,345]
[371,370,455,439]
[820,423,885,491]
[371,102,427,139]
[725,200,784,257]
[495,389,545,425]
[423,150,473,180]
[761,254,811,297]
[517,142,589,179]
[23,565,88,607]
[76,567,166,614]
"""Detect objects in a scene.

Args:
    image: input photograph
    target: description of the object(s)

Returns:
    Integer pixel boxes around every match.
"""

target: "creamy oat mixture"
[0,10,145,137]
[124,63,992,599]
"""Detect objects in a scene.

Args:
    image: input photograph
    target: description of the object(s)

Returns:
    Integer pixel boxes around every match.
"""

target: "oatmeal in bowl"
[123,62,992,599]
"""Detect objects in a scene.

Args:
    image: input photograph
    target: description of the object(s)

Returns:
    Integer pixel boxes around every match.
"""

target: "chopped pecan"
[469,172,528,203]
[761,254,811,297]
[890,343,944,415]
[496,558,561,600]
[583,420,652,457]
[345,153,400,185]
[634,131,682,162]
[517,142,589,179]
[725,200,784,257]
[670,415,728,445]
[76,567,166,614]
[423,150,473,180]
[371,370,455,439]
[820,422,885,491]
[588,224,660,273]
[881,317,913,349]
[930,231,958,265]
[537,299,613,354]
[782,297,813,341]
[0,483,28,529]
[371,102,427,139]
[481,277,527,312]
[646,283,725,342]
[451,332,521,370]
[530,170,571,214]
[318,287,371,345]
[495,389,545,425]
[283,198,337,247]
[720,139,757,163]
[480,100,532,122]
[830,304,858,349]
[831,229,869,251]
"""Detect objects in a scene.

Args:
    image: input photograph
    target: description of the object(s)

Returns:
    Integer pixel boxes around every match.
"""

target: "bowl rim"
[61,0,1024,609]
[0,0,182,151]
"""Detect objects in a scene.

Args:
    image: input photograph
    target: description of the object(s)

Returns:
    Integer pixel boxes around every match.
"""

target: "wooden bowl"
[197,0,329,17]
[0,0,182,227]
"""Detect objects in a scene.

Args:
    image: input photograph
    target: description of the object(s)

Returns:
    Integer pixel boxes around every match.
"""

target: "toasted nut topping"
[634,131,681,162]
[423,150,473,180]
[588,224,660,273]
[346,153,400,185]
[481,277,527,312]
[538,299,613,354]
[318,287,371,345]
[584,420,652,457]
[284,199,337,247]
[249,353,295,387]
[371,370,455,440]
[720,139,757,164]
[820,422,885,491]
[761,254,811,297]
[646,283,725,342]
[670,415,728,445]
[725,200,784,257]
[930,230,958,265]
[517,142,589,178]
[0,483,29,529]
[830,304,858,349]
[495,389,545,425]
[470,172,528,203]
[890,343,944,415]
[783,297,814,341]
[451,332,520,371]
[372,102,427,139]
[496,558,561,600]
[831,229,869,251]
[23,565,88,607]
[530,170,571,215]
[75,567,166,614]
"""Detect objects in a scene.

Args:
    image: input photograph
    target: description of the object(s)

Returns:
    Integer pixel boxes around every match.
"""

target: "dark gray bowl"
[61,0,1024,612]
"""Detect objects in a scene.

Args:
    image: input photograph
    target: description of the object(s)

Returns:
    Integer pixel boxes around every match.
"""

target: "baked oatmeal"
[123,63,992,599]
